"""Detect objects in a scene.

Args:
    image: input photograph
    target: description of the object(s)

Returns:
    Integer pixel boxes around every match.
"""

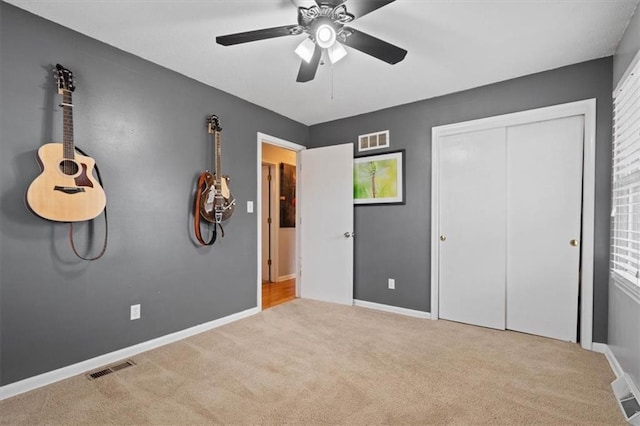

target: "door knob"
[570,239,579,247]
[440,235,446,241]
[344,232,352,238]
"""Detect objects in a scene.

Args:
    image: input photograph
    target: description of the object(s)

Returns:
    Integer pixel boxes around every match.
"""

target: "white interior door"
[299,143,354,305]
[506,116,584,342]
[438,128,507,330]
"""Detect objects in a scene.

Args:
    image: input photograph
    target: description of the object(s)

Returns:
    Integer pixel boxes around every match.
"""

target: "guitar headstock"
[207,114,222,135]
[54,64,75,95]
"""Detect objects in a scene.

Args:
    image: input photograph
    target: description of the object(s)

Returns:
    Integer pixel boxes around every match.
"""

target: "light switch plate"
[130,304,141,320]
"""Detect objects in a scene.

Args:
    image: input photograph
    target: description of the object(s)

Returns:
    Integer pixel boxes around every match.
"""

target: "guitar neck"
[215,130,222,184]
[62,91,75,159]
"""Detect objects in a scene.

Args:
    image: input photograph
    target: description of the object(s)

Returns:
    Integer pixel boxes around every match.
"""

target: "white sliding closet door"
[506,116,584,342]
[439,128,507,330]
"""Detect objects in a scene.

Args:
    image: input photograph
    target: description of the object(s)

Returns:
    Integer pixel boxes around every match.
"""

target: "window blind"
[611,58,640,291]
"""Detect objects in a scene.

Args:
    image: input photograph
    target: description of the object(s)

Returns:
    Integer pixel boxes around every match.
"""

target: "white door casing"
[257,134,305,309]
[438,128,507,330]
[431,99,596,350]
[299,143,354,305]
[257,135,354,309]
[506,116,584,342]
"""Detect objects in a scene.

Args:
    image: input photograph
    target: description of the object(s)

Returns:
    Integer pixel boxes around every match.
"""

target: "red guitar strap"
[194,171,224,246]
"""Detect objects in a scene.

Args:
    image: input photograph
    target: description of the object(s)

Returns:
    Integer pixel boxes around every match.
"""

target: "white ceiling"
[6,0,639,125]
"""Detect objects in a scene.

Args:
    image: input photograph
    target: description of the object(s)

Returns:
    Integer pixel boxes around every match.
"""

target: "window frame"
[611,54,640,304]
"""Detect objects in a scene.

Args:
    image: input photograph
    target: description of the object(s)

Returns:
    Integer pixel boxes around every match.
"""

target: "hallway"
[262,279,296,310]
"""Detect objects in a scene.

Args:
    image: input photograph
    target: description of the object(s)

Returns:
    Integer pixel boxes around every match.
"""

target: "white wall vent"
[612,373,640,424]
[358,130,389,152]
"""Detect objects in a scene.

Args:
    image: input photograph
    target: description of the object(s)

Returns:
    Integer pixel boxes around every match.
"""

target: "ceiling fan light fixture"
[295,37,316,63]
[327,42,347,64]
[315,23,336,49]
[216,0,407,82]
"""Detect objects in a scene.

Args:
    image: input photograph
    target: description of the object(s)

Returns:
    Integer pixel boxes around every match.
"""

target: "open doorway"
[257,134,354,310]
[261,142,298,310]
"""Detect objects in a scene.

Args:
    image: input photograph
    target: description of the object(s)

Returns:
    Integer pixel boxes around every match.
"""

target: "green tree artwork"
[354,158,398,200]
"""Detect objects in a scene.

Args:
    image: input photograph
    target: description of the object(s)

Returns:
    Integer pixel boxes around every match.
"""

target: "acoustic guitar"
[26,64,106,222]
[199,114,235,223]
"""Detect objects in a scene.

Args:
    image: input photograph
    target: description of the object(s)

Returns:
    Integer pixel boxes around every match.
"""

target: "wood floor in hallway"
[262,278,296,310]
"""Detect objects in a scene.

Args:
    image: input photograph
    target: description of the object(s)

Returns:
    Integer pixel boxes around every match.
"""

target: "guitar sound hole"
[59,159,79,176]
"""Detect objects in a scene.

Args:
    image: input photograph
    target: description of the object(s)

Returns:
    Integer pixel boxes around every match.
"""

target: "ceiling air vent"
[358,130,389,152]
[86,359,136,380]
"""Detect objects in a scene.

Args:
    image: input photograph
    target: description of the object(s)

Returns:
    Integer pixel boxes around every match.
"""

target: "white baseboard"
[354,299,431,319]
[277,274,296,282]
[0,306,260,401]
[592,342,625,378]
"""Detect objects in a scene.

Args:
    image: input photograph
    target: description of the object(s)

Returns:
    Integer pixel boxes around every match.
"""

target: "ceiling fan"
[216,0,407,83]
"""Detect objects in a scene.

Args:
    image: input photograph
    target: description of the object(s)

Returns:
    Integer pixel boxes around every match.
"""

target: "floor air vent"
[612,373,640,425]
[87,360,136,380]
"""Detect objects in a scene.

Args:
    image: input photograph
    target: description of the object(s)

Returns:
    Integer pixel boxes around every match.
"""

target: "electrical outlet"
[247,201,254,213]
[130,304,141,320]
[388,278,395,290]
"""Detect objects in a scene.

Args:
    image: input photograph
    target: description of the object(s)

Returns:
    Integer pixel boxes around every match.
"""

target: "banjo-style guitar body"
[26,64,106,222]
[199,115,235,223]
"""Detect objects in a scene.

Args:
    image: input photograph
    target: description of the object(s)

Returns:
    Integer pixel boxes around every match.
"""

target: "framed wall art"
[279,162,296,227]
[353,150,405,205]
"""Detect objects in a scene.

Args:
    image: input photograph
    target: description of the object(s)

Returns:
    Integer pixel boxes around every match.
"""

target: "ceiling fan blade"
[341,27,407,64]
[296,44,322,82]
[344,0,396,20]
[216,25,299,46]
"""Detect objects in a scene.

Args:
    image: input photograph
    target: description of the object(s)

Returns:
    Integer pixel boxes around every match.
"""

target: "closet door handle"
[440,235,447,242]
[570,239,579,247]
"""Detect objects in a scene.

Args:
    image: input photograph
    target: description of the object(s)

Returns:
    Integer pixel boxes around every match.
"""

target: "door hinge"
[268,259,272,266]
[267,217,272,224]
[267,174,272,181]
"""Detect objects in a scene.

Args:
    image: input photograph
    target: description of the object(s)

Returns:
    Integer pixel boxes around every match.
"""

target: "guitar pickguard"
[203,190,216,213]
[74,163,94,188]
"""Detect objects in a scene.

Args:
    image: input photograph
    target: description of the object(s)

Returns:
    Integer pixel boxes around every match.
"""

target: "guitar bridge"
[54,186,85,194]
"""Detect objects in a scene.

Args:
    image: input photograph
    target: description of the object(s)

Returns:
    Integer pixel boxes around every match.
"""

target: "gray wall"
[0,0,628,389]
[309,57,613,343]
[610,3,640,389]
[613,3,640,88]
[0,3,308,386]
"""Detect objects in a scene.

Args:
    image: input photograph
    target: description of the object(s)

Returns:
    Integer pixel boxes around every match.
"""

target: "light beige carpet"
[0,299,624,425]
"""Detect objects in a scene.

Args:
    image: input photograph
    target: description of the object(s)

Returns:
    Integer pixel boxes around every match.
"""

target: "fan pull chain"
[331,62,334,100]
